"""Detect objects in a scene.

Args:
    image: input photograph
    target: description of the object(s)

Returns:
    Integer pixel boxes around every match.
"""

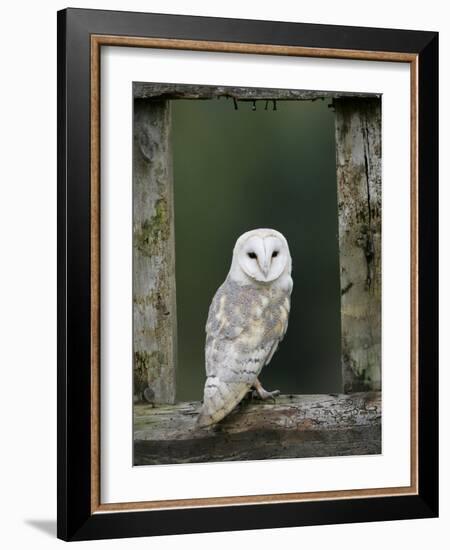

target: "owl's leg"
[252,378,280,401]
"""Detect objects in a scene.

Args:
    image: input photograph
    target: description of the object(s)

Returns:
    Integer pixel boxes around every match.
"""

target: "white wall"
[0,1,447,548]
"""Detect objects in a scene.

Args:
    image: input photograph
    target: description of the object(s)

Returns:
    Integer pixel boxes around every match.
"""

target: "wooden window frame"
[131,83,382,466]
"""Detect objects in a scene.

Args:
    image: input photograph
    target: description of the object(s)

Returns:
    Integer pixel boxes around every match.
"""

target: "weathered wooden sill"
[134,391,381,465]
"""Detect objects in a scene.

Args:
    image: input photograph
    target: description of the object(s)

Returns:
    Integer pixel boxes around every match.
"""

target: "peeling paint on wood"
[334,98,382,393]
[134,392,381,464]
[133,99,177,404]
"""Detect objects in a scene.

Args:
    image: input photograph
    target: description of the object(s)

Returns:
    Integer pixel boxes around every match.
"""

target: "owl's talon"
[266,389,280,401]
[254,386,280,401]
[269,389,281,400]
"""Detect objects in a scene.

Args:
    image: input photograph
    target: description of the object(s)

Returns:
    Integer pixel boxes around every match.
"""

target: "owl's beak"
[260,258,270,278]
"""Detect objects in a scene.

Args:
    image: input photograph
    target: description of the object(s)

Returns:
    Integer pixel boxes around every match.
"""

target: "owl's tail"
[197,376,250,428]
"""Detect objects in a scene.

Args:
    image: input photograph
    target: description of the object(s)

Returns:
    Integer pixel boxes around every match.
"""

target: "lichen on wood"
[334,98,382,393]
[133,99,177,404]
[134,392,381,465]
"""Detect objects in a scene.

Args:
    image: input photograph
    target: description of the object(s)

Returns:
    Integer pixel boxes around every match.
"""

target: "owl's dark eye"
[247,252,257,259]
[272,250,279,258]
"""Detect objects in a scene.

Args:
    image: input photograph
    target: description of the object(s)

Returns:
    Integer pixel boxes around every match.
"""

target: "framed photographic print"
[57,8,438,541]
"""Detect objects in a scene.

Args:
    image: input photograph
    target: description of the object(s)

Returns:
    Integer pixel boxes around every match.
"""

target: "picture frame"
[57,7,438,541]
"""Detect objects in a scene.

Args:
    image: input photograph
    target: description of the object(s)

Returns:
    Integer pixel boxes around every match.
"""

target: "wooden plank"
[334,98,382,393]
[134,392,381,464]
[133,99,177,404]
[134,82,380,102]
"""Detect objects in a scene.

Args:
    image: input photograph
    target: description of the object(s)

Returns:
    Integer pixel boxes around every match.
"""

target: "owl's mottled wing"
[197,280,289,427]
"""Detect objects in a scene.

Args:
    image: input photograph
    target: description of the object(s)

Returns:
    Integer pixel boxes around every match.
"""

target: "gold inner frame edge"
[90,35,419,514]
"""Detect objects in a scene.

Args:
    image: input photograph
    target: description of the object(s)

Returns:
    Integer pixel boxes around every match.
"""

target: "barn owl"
[197,228,293,427]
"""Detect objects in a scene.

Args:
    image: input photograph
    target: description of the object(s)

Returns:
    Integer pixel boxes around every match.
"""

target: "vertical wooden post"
[334,98,382,393]
[133,98,177,404]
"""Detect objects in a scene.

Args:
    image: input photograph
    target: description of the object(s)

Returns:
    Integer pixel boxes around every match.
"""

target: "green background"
[171,98,342,402]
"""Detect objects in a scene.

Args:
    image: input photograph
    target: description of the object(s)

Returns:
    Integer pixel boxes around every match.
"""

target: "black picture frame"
[57,7,438,541]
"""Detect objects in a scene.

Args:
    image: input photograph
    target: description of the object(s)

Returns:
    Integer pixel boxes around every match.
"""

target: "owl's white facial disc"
[233,229,291,283]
